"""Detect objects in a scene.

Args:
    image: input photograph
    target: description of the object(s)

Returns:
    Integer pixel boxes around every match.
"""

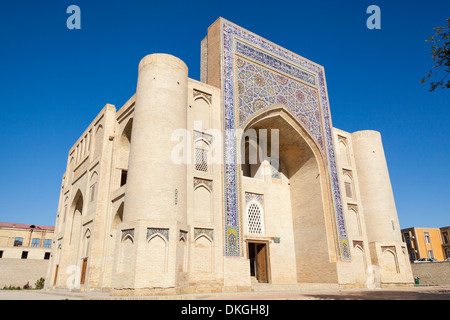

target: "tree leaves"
[422,18,450,91]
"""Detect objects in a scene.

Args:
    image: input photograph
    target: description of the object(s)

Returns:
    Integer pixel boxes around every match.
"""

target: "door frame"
[246,240,271,283]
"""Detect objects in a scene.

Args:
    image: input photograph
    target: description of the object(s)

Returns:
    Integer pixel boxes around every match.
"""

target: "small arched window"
[246,201,264,234]
[343,170,355,200]
[194,139,210,172]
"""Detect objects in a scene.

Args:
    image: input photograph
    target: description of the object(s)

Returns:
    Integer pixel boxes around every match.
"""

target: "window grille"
[195,147,209,172]
[247,202,264,234]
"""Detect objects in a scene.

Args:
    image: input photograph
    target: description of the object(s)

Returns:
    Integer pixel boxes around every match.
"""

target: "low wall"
[0,259,49,288]
[410,261,450,285]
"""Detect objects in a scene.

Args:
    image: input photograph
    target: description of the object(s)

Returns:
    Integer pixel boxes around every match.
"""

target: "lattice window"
[246,202,264,234]
[195,147,209,172]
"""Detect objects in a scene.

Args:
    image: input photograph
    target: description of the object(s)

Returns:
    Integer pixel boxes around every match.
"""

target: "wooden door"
[53,264,59,285]
[80,258,88,284]
[256,244,268,283]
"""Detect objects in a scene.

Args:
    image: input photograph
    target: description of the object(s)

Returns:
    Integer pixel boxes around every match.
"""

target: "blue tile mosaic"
[220,19,350,260]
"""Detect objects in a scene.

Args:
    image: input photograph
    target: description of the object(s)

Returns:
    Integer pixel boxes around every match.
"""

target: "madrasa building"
[45,18,414,295]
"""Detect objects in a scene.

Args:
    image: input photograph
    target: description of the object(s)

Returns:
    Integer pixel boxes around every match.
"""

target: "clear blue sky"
[0,0,449,229]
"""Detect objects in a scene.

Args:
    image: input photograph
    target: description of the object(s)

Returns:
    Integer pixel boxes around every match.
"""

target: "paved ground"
[1,285,449,300]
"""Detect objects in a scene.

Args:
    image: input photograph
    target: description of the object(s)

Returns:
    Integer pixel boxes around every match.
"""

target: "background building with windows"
[46,18,414,295]
[0,222,54,287]
[402,226,450,261]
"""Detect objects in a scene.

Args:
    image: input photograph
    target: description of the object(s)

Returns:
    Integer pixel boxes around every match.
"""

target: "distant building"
[0,222,54,287]
[440,226,450,260]
[401,227,450,261]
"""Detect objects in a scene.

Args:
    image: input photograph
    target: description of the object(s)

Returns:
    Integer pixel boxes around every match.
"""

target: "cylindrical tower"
[351,130,401,243]
[124,54,188,223]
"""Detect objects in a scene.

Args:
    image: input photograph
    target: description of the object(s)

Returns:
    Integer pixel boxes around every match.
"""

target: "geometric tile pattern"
[193,177,213,191]
[353,240,364,249]
[147,228,169,242]
[193,130,214,145]
[235,55,324,151]
[121,229,134,242]
[220,19,350,260]
[245,192,264,207]
[193,89,212,104]
[194,228,214,241]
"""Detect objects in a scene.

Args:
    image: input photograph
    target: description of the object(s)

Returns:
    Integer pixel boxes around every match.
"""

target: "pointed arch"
[119,236,134,273]
[192,234,213,273]
[89,171,99,202]
[146,233,168,273]
[193,95,211,131]
[177,236,188,273]
[343,170,355,200]
[117,118,133,187]
[347,205,362,237]
[117,118,133,169]
[82,228,92,258]
[69,190,84,246]
[111,202,124,236]
[245,200,265,234]
[238,106,346,281]
[194,138,211,173]
[121,229,135,243]
[89,171,98,181]
[353,244,368,275]
[94,124,104,158]
[146,232,169,244]
[337,135,350,167]
[194,184,213,223]
[381,248,400,273]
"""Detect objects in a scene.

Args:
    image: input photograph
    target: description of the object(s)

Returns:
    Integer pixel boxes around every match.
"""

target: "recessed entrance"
[248,242,269,283]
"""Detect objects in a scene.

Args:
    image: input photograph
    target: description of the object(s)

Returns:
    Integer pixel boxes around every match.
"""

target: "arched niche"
[193,184,213,223]
[193,96,211,131]
[239,107,341,282]
[117,118,133,187]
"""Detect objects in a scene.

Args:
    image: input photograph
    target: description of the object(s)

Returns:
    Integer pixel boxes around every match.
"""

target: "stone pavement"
[0,285,449,300]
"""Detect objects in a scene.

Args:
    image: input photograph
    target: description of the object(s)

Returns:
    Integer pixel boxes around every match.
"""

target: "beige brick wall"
[0,259,49,288]
[411,262,450,285]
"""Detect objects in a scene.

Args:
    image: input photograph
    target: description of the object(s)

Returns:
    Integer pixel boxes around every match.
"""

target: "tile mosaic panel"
[147,228,169,242]
[193,177,213,191]
[194,130,214,144]
[245,192,264,207]
[235,55,323,150]
[121,229,134,242]
[220,19,350,260]
[194,228,214,241]
[193,89,212,104]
